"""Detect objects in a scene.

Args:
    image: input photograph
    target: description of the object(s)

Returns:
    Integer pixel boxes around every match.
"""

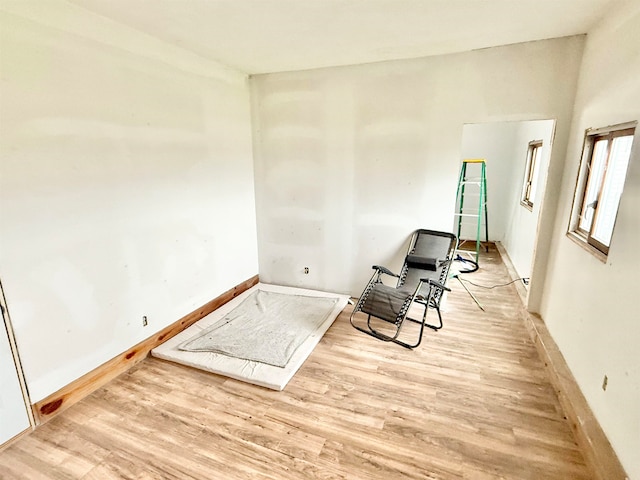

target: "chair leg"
[361,303,429,349]
[397,289,443,348]
[352,318,423,349]
[368,314,402,342]
[350,314,401,343]
[404,302,443,331]
[389,321,426,349]
[425,305,443,331]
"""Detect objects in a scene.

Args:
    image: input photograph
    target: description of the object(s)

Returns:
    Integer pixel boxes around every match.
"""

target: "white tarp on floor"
[151,283,349,390]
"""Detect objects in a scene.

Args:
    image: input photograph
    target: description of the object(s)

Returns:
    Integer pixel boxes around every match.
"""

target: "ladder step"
[456,205,487,211]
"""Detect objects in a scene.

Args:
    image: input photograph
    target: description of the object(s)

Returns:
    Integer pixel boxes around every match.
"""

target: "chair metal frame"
[350,229,457,349]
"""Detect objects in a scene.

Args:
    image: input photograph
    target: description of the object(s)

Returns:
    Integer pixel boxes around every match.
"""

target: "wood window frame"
[521,140,542,211]
[567,121,636,259]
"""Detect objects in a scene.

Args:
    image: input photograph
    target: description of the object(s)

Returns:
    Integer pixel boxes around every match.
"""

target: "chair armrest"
[372,265,399,277]
[421,278,451,292]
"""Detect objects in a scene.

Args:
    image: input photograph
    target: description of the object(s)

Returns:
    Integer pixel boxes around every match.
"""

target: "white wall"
[251,37,584,296]
[503,120,556,279]
[0,6,259,402]
[459,121,521,242]
[540,2,640,477]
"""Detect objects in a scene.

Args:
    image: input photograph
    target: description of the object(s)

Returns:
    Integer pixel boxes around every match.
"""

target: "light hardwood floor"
[0,249,591,479]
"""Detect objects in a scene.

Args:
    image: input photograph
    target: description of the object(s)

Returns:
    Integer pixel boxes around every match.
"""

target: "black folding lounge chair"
[350,229,457,349]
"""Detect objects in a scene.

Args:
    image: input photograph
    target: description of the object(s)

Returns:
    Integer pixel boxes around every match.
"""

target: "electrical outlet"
[602,374,608,391]
[304,267,309,274]
[142,315,148,327]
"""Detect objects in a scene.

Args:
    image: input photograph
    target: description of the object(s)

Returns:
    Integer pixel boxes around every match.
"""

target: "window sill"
[520,201,533,212]
[566,231,607,263]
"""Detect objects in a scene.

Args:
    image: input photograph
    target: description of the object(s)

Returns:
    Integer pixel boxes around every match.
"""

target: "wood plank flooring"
[0,249,592,479]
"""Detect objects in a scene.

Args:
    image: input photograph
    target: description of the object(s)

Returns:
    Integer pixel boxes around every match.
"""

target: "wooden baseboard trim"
[494,246,627,480]
[523,313,628,480]
[493,242,528,305]
[33,275,259,425]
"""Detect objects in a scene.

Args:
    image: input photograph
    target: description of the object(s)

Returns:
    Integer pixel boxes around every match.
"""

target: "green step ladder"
[454,159,489,263]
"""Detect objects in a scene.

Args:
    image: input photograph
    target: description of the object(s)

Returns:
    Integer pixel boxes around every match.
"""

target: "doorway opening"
[457,119,556,300]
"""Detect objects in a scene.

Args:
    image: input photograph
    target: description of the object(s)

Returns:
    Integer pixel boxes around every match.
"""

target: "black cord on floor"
[454,255,479,273]
[455,276,529,289]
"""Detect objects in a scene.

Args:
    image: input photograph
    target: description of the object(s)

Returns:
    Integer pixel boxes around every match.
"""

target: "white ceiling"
[68,0,617,74]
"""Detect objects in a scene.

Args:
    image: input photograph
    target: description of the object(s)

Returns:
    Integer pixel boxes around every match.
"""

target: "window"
[521,140,542,210]
[568,122,636,257]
